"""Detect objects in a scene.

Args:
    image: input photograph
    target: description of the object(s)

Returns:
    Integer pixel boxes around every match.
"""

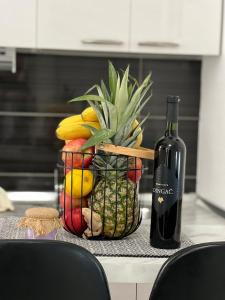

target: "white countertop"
[2,192,225,286]
[97,193,225,284]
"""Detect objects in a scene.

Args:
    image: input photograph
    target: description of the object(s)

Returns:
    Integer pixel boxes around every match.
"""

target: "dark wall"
[0,53,200,192]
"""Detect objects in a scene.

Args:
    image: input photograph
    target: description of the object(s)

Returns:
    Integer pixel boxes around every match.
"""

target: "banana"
[56,121,100,140]
[134,132,143,148]
[58,114,83,127]
[81,107,98,122]
[132,119,143,148]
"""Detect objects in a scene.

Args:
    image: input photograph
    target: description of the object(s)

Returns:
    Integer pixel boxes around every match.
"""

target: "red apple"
[60,191,88,211]
[63,208,87,235]
[127,157,143,182]
[61,138,94,170]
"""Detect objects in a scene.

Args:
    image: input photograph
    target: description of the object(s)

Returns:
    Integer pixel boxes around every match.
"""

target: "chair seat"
[150,242,225,300]
[0,239,110,300]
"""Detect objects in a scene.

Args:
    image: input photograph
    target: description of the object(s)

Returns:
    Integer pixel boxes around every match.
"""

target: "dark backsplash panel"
[142,59,200,117]
[0,55,139,113]
[0,53,201,192]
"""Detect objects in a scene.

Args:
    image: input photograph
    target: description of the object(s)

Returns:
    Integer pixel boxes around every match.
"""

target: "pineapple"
[70,62,152,238]
[88,176,139,238]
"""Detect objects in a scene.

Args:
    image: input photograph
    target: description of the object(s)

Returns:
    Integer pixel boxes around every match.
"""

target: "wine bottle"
[150,96,186,249]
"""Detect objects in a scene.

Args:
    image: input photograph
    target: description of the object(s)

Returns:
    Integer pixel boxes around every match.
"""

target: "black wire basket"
[57,149,143,240]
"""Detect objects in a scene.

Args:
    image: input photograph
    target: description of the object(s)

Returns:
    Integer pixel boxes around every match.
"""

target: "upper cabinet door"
[131,0,222,55]
[37,0,130,52]
[0,0,36,48]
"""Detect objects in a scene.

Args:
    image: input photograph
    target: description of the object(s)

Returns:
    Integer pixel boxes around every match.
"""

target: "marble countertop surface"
[97,193,225,284]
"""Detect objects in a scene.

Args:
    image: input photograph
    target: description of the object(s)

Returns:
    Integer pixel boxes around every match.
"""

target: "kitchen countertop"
[97,194,225,285]
[1,193,225,286]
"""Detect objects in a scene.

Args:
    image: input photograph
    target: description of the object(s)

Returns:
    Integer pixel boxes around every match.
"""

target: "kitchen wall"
[0,53,200,192]
[197,0,225,211]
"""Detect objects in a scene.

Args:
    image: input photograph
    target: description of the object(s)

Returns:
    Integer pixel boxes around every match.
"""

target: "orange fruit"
[65,169,94,198]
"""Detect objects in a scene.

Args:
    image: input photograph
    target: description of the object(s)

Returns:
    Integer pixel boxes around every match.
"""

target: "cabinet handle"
[81,39,123,46]
[138,41,179,47]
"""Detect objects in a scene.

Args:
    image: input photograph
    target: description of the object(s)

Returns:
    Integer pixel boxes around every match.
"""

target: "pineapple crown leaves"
[80,128,115,150]
[69,61,152,150]
[81,123,99,135]
[123,114,149,148]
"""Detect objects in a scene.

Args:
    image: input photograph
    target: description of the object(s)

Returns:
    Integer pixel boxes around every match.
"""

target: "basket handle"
[95,144,155,160]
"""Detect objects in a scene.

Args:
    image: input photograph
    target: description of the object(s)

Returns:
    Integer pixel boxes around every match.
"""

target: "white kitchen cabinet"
[37,0,130,52]
[130,0,222,55]
[0,0,36,48]
[0,0,221,55]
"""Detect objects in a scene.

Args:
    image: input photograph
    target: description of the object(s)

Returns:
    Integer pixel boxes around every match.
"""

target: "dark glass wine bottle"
[150,96,186,249]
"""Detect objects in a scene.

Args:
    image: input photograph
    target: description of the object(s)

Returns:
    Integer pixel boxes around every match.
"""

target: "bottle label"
[152,165,179,214]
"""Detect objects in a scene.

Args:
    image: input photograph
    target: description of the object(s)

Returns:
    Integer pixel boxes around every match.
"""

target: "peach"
[62,138,94,170]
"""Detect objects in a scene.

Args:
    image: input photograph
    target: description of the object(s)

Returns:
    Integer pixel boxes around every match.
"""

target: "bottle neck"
[165,102,179,137]
[165,121,178,137]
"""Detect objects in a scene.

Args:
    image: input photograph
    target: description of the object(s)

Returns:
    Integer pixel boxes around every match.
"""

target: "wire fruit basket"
[57,145,154,240]
[54,61,154,240]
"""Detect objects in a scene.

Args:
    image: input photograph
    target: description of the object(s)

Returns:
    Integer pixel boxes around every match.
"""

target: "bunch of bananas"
[56,106,143,148]
[56,107,100,141]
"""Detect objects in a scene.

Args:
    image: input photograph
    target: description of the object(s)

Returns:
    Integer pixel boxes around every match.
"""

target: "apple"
[61,138,94,170]
[127,157,143,182]
[63,208,87,235]
[60,191,88,211]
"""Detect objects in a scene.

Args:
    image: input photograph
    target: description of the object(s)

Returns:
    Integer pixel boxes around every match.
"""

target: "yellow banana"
[132,119,143,148]
[81,107,98,122]
[56,121,100,140]
[58,114,83,127]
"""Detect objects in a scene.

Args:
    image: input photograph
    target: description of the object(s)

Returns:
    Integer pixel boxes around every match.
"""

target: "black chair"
[0,239,110,300]
[149,242,225,300]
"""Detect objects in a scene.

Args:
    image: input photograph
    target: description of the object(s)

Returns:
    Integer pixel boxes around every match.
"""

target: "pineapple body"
[89,176,140,238]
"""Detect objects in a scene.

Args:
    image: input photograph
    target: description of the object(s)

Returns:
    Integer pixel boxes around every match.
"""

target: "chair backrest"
[150,242,225,300]
[0,239,110,300]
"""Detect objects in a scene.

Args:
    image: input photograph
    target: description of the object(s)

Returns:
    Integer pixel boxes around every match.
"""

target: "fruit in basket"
[56,121,100,140]
[58,114,83,127]
[132,120,143,148]
[69,62,152,238]
[82,208,103,238]
[62,138,94,169]
[81,107,98,122]
[65,169,94,198]
[127,157,143,182]
[63,208,87,235]
[60,191,88,211]
[88,176,139,237]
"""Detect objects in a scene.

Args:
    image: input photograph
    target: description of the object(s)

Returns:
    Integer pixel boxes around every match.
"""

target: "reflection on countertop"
[1,192,225,230]
[0,191,57,217]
